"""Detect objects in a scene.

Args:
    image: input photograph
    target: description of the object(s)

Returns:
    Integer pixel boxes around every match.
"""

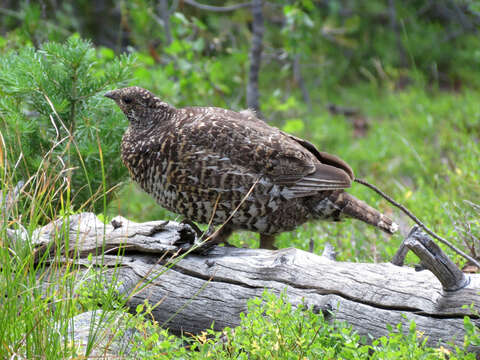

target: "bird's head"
[104,86,174,128]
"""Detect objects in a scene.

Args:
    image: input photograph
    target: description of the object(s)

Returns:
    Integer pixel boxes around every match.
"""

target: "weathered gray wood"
[405,226,470,291]
[68,310,137,358]
[391,239,409,266]
[391,226,470,292]
[25,213,480,351]
[23,213,199,257]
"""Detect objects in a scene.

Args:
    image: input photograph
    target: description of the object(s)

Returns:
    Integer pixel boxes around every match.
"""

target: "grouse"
[105,87,398,249]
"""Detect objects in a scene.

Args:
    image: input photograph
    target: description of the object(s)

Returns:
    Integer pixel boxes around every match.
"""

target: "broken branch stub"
[393,225,470,291]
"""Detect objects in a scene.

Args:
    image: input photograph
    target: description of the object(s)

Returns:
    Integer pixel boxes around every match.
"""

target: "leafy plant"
[123,291,478,359]
[193,290,369,359]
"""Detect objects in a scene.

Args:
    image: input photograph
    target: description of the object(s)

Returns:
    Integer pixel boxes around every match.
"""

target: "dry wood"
[403,226,469,291]
[11,212,480,351]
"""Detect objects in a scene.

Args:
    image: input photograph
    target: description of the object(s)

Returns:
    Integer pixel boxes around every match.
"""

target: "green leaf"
[282,119,304,134]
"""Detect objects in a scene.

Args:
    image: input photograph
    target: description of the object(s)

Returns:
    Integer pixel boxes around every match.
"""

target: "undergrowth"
[0,144,121,358]
[123,291,479,359]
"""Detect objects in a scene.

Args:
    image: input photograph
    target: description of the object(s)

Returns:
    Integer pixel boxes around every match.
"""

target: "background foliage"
[0,0,479,358]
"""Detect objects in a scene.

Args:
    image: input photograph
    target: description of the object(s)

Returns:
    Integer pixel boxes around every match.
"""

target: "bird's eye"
[123,97,133,104]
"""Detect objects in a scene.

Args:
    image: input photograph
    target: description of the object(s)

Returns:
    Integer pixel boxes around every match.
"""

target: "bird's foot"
[179,220,216,254]
[180,219,203,238]
[199,224,216,242]
[195,225,234,255]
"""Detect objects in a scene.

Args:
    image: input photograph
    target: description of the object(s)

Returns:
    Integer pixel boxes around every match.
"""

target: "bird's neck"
[127,107,175,132]
[149,101,176,123]
[128,116,156,132]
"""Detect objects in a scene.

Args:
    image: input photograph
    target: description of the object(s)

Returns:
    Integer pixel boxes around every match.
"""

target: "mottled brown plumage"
[105,87,398,249]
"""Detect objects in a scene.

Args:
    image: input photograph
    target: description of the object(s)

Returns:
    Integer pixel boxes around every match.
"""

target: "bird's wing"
[171,107,353,199]
[233,112,354,195]
[277,164,352,198]
[271,132,354,198]
[285,133,355,181]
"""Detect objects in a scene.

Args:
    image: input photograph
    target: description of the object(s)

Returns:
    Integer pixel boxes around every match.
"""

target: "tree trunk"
[158,0,172,46]
[388,0,408,68]
[14,212,480,351]
[246,0,264,117]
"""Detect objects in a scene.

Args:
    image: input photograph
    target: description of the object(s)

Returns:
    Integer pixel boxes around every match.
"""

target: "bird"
[105,86,398,249]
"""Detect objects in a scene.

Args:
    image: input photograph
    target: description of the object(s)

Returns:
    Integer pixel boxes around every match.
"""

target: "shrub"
[0,35,134,218]
[196,291,370,359]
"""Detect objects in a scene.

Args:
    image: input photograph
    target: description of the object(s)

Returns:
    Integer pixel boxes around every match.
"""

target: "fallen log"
[12,212,480,351]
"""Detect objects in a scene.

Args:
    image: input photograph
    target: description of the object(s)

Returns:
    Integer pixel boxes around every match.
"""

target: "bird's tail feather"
[311,191,398,234]
[338,192,398,234]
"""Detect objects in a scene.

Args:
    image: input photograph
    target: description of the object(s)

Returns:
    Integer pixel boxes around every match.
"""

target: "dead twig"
[354,178,480,268]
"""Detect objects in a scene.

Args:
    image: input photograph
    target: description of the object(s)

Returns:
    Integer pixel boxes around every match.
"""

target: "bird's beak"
[104,91,117,100]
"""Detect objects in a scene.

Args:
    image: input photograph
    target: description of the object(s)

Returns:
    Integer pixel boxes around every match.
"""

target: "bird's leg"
[260,234,277,250]
[205,225,233,246]
[200,224,216,240]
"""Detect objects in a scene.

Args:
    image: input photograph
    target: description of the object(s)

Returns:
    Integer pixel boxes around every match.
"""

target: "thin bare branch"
[354,178,480,268]
[183,0,252,12]
[293,54,312,110]
[157,0,172,46]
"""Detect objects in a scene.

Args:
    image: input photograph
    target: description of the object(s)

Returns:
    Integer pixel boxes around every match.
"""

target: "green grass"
[0,137,129,358]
